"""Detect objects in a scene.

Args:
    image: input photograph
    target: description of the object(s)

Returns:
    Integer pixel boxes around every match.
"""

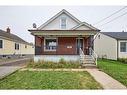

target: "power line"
[93,6,127,25]
[98,11,127,27]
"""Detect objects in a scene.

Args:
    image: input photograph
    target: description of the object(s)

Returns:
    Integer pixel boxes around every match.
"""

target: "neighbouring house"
[0,28,34,58]
[94,32,127,60]
[28,9,100,63]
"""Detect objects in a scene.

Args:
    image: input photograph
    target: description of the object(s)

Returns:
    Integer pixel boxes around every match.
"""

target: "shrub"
[118,58,127,64]
[27,59,80,69]
[59,58,66,64]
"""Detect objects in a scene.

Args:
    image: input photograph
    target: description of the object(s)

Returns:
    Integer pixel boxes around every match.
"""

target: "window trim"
[120,42,127,52]
[60,17,67,29]
[0,39,3,49]
[44,38,57,51]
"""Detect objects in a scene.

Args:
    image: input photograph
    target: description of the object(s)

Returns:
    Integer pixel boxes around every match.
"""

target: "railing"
[79,48,85,64]
[89,47,98,65]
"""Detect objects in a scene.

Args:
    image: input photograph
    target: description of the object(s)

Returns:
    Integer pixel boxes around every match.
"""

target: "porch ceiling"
[28,30,99,36]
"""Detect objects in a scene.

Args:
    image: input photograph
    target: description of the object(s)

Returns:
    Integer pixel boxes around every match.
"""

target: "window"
[120,42,127,52]
[0,40,3,49]
[25,45,27,48]
[15,43,19,50]
[45,38,57,51]
[60,17,66,29]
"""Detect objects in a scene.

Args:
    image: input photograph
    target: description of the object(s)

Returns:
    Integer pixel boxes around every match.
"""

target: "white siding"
[41,13,79,30]
[118,40,127,58]
[0,38,34,55]
[94,33,117,60]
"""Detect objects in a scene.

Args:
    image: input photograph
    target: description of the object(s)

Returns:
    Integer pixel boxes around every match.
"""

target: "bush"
[118,58,127,64]
[59,58,66,64]
[27,58,80,69]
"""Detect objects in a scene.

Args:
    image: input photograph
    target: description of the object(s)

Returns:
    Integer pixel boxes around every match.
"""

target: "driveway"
[0,58,30,79]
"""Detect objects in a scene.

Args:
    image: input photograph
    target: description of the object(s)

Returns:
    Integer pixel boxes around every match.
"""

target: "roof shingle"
[102,32,127,40]
[0,29,32,45]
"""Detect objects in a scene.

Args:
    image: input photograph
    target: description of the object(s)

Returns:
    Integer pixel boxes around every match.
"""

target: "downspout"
[117,39,119,60]
[91,32,99,50]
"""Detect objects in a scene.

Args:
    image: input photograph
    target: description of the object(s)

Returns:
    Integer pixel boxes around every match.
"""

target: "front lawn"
[0,71,102,89]
[98,59,127,87]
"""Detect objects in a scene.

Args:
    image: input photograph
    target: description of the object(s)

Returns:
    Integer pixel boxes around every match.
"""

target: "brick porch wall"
[57,37,77,55]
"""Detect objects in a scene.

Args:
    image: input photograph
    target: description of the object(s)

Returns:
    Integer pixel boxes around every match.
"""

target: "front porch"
[29,30,98,64]
[35,36,94,55]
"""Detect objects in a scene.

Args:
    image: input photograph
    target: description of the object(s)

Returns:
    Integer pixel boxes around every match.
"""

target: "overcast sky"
[0,6,127,43]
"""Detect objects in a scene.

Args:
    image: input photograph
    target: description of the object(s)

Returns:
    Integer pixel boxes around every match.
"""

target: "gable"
[41,13,79,30]
[37,9,81,30]
[37,9,100,31]
[74,25,91,30]
[71,22,99,30]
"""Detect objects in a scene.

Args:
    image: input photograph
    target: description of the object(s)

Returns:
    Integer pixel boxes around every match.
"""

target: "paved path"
[0,58,30,79]
[86,68,127,89]
[20,68,86,71]
[0,58,30,66]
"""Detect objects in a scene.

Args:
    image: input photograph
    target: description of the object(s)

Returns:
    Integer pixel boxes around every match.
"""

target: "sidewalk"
[20,68,86,71]
[86,68,127,89]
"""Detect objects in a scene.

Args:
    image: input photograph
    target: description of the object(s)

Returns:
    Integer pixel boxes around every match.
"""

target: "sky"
[0,6,127,43]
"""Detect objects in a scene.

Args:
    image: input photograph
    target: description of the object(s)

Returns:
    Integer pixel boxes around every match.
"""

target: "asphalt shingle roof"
[0,29,31,45]
[102,32,127,40]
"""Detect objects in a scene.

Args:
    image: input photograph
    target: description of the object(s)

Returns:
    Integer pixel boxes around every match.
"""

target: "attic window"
[60,17,66,29]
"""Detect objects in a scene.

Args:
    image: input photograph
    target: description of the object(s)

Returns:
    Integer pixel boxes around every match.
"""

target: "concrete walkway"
[86,68,127,89]
[0,58,30,66]
[20,68,86,71]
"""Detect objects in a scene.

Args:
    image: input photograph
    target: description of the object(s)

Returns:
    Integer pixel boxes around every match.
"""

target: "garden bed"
[27,59,81,69]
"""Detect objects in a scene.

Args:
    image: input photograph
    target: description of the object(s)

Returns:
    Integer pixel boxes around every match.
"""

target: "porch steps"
[81,55,96,68]
[82,63,97,69]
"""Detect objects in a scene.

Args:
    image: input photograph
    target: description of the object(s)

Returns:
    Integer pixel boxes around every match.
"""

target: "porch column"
[90,35,94,50]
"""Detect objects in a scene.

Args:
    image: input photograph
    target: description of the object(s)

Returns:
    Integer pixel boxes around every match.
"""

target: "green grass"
[0,71,102,89]
[98,59,127,87]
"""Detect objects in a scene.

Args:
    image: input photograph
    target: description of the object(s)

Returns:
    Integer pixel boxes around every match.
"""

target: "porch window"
[60,17,66,29]
[0,40,3,49]
[120,42,127,52]
[15,43,19,50]
[44,38,57,51]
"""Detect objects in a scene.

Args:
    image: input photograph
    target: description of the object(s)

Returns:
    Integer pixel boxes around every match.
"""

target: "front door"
[76,38,83,54]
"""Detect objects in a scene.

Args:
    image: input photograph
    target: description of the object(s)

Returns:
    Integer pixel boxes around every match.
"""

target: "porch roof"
[28,30,100,36]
